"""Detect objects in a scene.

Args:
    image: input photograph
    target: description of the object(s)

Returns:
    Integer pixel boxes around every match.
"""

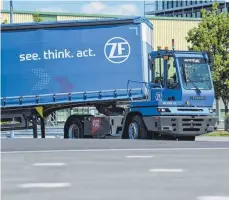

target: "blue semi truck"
[1,17,217,140]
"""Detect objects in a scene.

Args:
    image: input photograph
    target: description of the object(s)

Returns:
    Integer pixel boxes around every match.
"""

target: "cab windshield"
[178,57,212,90]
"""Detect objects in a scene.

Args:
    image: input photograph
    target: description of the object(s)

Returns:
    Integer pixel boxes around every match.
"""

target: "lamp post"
[225,0,228,13]
[144,0,146,17]
[10,0,13,23]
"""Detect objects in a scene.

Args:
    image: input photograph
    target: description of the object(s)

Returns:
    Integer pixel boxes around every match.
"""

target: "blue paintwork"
[130,105,215,116]
[130,50,215,116]
[1,17,152,108]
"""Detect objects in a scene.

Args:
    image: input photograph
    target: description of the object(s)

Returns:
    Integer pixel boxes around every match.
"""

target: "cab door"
[150,56,165,102]
[163,56,182,102]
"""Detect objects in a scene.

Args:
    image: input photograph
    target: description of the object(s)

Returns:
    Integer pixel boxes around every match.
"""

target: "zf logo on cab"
[104,37,131,64]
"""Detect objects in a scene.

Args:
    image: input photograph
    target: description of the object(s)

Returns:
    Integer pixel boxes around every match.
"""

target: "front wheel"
[128,116,148,139]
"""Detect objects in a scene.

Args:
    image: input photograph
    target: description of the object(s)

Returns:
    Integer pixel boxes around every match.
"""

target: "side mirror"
[150,59,154,70]
[206,52,213,70]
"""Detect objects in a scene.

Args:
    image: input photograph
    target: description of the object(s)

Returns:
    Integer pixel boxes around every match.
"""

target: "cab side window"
[153,58,164,87]
[166,57,179,89]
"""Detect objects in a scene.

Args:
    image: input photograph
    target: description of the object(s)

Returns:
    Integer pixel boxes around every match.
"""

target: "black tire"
[64,115,84,139]
[178,136,195,141]
[128,115,148,139]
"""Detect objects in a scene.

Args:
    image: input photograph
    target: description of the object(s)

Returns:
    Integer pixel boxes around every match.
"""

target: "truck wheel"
[64,116,83,139]
[128,115,148,139]
[178,136,195,141]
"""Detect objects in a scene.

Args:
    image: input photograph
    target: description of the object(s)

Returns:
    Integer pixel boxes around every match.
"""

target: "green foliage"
[2,19,8,24]
[33,13,42,22]
[186,2,229,115]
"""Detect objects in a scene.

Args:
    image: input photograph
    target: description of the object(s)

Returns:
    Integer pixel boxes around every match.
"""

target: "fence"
[1,127,64,138]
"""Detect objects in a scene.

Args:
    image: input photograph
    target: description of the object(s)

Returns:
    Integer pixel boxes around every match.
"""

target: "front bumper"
[143,115,218,136]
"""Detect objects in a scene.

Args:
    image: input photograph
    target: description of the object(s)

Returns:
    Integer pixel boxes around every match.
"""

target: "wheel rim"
[128,122,139,139]
[68,124,80,138]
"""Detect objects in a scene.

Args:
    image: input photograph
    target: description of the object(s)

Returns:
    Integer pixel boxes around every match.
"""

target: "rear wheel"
[128,115,148,139]
[64,116,84,139]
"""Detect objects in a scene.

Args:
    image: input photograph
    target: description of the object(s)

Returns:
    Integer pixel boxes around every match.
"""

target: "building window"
[157,0,163,10]
[176,0,179,7]
[168,1,173,9]
[193,12,197,18]
[164,0,168,9]
[179,0,183,7]
[197,11,201,17]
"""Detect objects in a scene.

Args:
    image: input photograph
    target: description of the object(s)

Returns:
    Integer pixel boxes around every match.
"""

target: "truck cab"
[123,49,218,140]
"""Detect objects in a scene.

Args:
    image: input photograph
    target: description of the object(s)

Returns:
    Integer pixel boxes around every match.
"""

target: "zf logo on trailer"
[104,37,131,64]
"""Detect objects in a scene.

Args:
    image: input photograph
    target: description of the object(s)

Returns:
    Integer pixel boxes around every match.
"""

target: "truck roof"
[1,16,153,31]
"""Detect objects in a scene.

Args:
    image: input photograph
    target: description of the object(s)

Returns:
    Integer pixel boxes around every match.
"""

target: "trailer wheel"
[64,116,83,139]
[128,115,148,139]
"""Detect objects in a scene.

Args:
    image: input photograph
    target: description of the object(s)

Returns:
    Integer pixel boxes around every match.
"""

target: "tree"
[186,2,229,115]
[2,19,8,24]
[33,13,42,22]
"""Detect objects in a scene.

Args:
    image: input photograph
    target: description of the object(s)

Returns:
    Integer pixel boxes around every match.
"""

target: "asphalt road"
[1,138,229,200]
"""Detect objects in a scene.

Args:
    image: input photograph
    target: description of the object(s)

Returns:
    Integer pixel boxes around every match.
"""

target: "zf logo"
[155,92,162,101]
[104,37,130,64]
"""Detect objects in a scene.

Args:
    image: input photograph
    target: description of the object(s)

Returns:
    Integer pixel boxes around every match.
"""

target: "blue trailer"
[1,17,217,140]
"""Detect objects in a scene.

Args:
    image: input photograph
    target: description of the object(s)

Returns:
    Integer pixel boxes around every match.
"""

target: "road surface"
[2,138,229,200]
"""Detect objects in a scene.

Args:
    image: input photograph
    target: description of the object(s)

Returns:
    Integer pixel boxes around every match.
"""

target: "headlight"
[209,108,216,113]
[157,108,171,112]
[185,101,190,106]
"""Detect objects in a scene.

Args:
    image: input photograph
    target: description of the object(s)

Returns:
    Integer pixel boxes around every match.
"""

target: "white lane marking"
[33,163,66,167]
[18,183,71,188]
[2,147,229,154]
[149,169,184,173]
[197,196,229,200]
[126,155,154,158]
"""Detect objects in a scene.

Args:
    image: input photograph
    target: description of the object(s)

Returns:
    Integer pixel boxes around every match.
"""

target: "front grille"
[183,123,191,126]
[178,109,203,112]
[183,128,200,131]
[182,123,202,127]
[181,118,204,132]
[182,119,204,122]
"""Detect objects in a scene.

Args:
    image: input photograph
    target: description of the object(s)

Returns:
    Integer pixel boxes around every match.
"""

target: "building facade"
[1,10,201,50]
[146,0,229,17]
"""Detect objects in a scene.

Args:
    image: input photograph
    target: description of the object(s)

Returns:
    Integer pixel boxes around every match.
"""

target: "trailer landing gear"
[32,115,38,138]
[40,117,45,138]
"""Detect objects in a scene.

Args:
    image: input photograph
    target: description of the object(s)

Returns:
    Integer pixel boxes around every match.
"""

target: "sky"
[2,1,156,16]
